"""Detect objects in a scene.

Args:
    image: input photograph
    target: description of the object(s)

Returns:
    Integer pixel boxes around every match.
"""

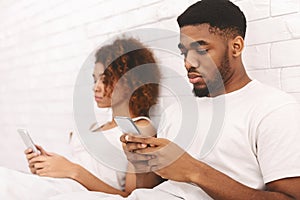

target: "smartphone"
[17,129,39,153]
[114,116,141,135]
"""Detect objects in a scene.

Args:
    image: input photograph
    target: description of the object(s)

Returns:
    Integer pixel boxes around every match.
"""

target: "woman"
[24,37,162,197]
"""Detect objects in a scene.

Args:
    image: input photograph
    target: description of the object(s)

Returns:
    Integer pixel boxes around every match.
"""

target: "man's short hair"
[177,0,247,39]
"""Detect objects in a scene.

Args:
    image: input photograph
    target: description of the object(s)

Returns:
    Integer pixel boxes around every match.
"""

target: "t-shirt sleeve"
[257,102,300,183]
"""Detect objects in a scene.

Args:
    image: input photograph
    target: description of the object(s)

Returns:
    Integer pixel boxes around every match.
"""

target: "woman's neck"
[111,101,134,118]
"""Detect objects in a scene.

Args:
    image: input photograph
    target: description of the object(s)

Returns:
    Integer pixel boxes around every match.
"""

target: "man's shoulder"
[247,80,297,105]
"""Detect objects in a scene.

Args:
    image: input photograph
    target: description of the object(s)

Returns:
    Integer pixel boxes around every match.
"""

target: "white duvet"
[0,167,183,200]
[0,166,87,200]
[0,125,126,200]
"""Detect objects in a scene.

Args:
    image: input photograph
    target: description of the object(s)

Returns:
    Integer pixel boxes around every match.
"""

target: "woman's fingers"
[36,168,47,176]
[25,148,39,161]
[35,145,47,155]
[33,162,45,169]
[29,155,47,164]
[24,148,32,154]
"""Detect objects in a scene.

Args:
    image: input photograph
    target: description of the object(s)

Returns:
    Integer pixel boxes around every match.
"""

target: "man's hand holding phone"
[120,134,195,182]
[114,116,156,173]
[120,134,153,173]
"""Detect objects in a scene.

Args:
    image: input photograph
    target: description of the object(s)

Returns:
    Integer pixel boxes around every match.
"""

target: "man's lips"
[188,73,204,84]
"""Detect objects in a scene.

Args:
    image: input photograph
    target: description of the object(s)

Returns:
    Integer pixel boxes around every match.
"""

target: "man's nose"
[184,51,199,71]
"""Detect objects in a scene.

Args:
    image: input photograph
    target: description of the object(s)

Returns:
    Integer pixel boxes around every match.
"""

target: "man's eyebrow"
[190,40,209,48]
[178,40,209,50]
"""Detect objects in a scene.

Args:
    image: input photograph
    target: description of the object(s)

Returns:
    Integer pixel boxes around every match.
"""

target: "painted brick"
[155,1,194,20]
[271,0,299,16]
[152,17,179,32]
[281,66,300,93]
[285,13,300,38]
[246,17,292,45]
[289,93,300,102]
[27,56,86,78]
[27,27,86,53]
[0,47,17,63]
[235,0,270,21]
[0,34,16,49]
[32,0,159,38]
[271,39,300,68]
[28,71,78,90]
[86,7,157,37]
[28,87,74,102]
[0,0,66,37]
[243,44,271,70]
[86,1,185,38]
[247,68,281,89]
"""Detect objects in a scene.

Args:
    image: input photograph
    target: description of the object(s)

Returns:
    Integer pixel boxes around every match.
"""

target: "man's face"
[179,24,231,97]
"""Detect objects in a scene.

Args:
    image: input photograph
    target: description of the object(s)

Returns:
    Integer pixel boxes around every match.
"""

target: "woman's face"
[93,62,112,108]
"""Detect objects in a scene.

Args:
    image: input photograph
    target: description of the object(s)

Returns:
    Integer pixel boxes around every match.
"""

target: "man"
[121,0,300,199]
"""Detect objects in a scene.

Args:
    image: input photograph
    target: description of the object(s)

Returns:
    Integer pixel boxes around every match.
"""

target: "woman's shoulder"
[133,116,156,137]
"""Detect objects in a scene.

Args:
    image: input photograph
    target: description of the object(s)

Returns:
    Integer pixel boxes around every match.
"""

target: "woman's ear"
[230,36,244,57]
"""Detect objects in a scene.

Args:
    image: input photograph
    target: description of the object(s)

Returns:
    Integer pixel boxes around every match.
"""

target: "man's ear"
[230,36,244,57]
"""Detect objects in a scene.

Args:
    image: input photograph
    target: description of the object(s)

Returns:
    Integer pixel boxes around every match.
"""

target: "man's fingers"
[126,160,155,173]
[134,146,160,154]
[124,134,157,145]
[120,134,127,143]
[127,152,154,162]
[124,142,148,152]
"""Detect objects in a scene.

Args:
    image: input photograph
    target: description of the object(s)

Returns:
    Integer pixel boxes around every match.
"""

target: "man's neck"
[208,67,251,97]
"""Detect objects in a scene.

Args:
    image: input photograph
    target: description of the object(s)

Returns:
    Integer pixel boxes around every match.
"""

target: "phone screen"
[114,116,141,135]
[17,129,38,153]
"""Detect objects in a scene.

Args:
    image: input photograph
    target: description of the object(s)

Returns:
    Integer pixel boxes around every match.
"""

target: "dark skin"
[120,24,300,199]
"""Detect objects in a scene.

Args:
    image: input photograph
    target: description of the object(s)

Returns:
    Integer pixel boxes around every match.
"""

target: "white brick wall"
[0,0,300,171]
[238,0,300,103]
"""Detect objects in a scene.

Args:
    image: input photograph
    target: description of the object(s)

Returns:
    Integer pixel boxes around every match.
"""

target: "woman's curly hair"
[95,38,160,117]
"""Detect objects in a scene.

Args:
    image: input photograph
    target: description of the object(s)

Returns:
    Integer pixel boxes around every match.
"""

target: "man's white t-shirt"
[156,80,300,199]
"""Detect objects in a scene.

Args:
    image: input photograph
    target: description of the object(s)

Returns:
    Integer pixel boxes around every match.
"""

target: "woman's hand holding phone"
[24,144,51,174]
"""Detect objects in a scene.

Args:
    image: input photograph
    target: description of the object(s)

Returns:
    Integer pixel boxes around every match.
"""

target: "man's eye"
[196,49,208,55]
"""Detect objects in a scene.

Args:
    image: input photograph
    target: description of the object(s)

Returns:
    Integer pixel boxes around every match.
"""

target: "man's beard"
[193,86,209,97]
[193,50,230,97]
